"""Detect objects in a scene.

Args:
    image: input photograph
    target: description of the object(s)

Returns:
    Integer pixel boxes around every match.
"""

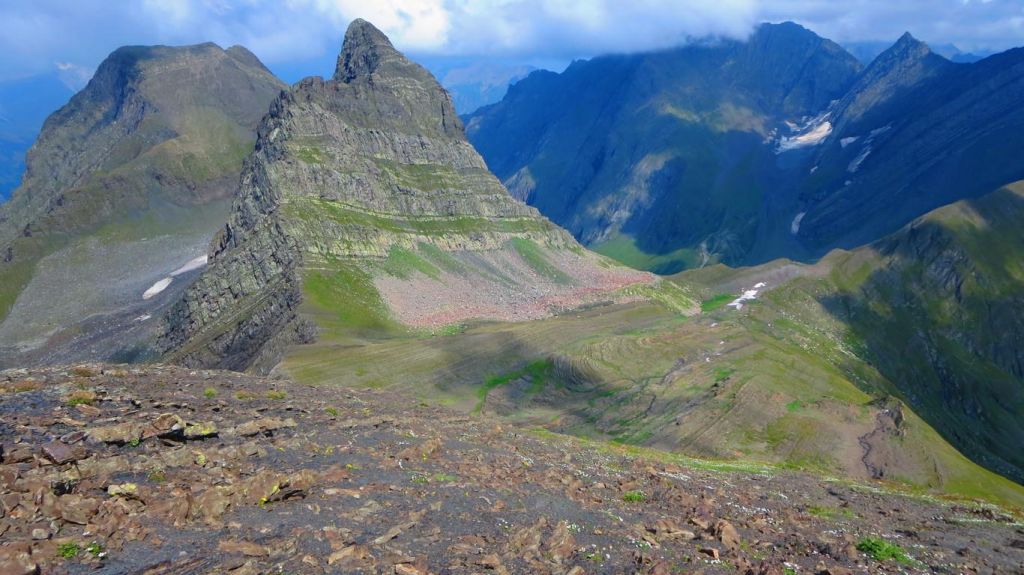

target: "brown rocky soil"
[1,365,1022,574]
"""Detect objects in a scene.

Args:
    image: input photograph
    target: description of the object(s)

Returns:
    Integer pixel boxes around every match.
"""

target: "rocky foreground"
[1,366,1022,575]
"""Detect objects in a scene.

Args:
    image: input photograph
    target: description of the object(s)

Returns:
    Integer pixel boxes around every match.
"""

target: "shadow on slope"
[818,185,1024,484]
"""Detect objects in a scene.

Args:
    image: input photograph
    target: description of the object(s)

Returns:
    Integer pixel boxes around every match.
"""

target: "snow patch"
[848,147,871,172]
[869,125,892,138]
[840,136,859,148]
[142,278,173,300]
[777,120,832,153]
[791,212,806,235]
[727,282,767,310]
[134,314,152,322]
[170,255,208,276]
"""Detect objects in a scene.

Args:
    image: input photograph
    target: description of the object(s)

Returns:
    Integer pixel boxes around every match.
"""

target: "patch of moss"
[417,242,468,274]
[302,261,401,335]
[58,542,81,560]
[622,490,646,503]
[293,146,327,164]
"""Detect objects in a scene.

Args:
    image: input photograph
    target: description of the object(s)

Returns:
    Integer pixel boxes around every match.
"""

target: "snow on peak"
[869,125,892,138]
[848,147,872,173]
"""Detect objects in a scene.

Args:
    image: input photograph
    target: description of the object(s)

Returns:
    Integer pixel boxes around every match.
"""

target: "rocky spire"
[829,30,948,133]
[877,31,934,65]
[334,18,407,82]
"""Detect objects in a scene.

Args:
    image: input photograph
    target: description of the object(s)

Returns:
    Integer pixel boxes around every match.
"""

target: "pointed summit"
[334,18,406,82]
[324,19,460,137]
[895,31,922,46]
[884,31,933,60]
[829,30,949,132]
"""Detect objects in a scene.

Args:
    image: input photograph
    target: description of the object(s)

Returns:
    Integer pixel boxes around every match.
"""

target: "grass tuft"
[622,490,646,503]
[58,542,81,559]
[856,537,913,564]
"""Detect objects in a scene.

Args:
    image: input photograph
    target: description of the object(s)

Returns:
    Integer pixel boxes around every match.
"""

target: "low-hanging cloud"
[0,0,1021,84]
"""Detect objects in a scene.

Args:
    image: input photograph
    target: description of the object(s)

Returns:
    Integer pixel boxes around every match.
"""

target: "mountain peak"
[334,18,404,82]
[884,31,932,59]
[896,31,919,44]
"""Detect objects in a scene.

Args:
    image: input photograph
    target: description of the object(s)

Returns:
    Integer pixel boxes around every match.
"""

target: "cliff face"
[161,20,654,372]
[0,43,285,367]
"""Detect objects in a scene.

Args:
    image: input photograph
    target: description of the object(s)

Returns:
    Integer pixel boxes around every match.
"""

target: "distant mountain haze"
[0,74,75,201]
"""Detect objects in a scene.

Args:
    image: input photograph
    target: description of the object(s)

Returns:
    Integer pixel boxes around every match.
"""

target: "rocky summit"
[159,19,655,372]
[2,364,1023,575]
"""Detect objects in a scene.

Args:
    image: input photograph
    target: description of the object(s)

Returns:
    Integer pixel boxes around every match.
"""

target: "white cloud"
[303,0,451,49]
[1,0,1022,84]
[54,62,94,91]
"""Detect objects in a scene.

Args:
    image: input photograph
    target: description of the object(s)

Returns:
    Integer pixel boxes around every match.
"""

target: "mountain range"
[0,54,531,207]
[467,23,1024,275]
[1,17,1023,524]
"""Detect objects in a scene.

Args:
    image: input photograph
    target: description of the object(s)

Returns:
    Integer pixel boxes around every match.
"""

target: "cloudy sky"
[1,0,1022,86]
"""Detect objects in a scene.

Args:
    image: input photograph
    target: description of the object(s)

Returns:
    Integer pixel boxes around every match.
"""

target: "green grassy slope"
[281,260,1024,509]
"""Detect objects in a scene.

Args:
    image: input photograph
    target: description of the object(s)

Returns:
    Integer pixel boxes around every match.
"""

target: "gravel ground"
[1,364,1023,574]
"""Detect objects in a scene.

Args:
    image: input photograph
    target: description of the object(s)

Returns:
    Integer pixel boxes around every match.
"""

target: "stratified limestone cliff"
[161,20,655,371]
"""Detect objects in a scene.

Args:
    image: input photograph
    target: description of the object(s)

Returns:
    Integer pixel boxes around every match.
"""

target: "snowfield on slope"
[728,282,766,310]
